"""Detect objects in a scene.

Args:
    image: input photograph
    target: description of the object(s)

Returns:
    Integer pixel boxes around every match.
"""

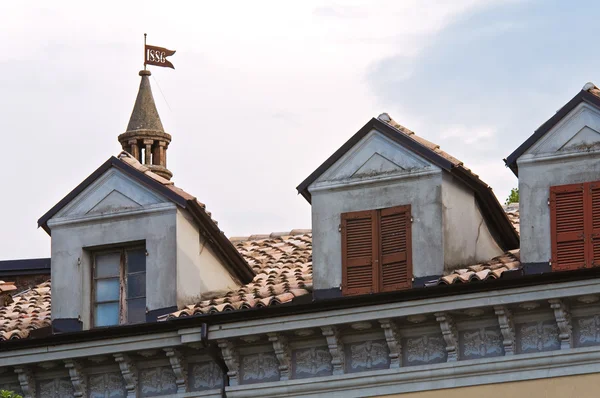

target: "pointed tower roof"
[126,70,165,132]
[118,70,173,180]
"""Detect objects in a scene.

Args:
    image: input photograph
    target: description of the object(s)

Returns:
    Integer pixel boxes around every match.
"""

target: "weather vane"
[143,33,176,70]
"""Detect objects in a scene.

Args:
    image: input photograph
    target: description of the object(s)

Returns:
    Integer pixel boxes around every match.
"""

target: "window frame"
[341,204,412,296]
[91,245,146,327]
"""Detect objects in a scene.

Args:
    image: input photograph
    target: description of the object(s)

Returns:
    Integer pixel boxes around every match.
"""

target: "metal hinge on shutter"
[338,224,342,232]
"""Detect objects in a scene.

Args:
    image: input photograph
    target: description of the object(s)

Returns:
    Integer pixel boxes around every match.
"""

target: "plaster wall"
[310,169,444,289]
[441,174,503,270]
[376,372,600,398]
[175,209,239,307]
[49,206,178,328]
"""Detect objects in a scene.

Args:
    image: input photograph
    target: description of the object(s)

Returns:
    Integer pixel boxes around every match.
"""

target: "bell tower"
[118,70,173,180]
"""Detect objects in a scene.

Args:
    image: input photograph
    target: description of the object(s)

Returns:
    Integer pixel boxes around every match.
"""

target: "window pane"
[96,252,120,278]
[95,279,120,302]
[127,249,146,274]
[127,298,146,324]
[95,302,119,327]
[127,272,146,298]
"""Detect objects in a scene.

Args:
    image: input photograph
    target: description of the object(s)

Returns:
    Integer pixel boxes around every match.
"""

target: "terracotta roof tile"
[0,281,51,341]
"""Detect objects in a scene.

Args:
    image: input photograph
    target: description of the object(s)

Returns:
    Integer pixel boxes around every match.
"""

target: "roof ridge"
[230,229,312,243]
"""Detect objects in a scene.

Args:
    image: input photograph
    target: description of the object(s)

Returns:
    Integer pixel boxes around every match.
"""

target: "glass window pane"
[95,302,119,327]
[95,279,120,302]
[127,272,146,298]
[96,252,120,278]
[127,249,146,274]
[127,298,146,324]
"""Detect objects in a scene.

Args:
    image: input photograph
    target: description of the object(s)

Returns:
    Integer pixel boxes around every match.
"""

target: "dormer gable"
[298,115,518,298]
[39,153,254,333]
[506,83,600,268]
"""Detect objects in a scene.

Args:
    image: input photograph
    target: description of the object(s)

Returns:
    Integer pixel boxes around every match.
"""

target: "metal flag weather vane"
[144,33,176,69]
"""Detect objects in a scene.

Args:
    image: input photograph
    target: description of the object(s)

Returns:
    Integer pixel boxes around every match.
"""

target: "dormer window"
[550,181,600,270]
[92,247,146,327]
[341,205,412,295]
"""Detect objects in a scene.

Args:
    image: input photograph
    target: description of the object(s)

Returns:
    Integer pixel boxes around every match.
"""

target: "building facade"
[1,74,600,398]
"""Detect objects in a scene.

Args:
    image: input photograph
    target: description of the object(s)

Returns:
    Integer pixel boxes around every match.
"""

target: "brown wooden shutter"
[590,182,600,267]
[379,205,412,292]
[341,210,377,295]
[550,183,586,270]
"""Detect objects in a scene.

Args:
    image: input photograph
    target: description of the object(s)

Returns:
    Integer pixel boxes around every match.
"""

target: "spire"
[118,70,173,180]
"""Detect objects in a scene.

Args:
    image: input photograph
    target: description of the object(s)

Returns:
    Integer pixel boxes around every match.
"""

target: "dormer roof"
[297,114,519,251]
[37,152,255,284]
[504,82,600,176]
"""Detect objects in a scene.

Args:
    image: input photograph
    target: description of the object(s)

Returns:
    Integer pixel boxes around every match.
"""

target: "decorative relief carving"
[139,367,177,397]
[64,359,87,397]
[460,327,504,359]
[321,326,345,375]
[347,340,389,372]
[88,372,126,398]
[189,362,223,391]
[218,339,240,386]
[435,312,459,361]
[575,314,600,347]
[240,353,279,384]
[403,335,446,366]
[494,306,516,355]
[37,378,74,398]
[379,318,402,368]
[164,347,188,393]
[268,333,291,381]
[549,299,573,349]
[292,347,333,379]
[14,366,35,398]
[517,321,560,353]
[113,353,137,398]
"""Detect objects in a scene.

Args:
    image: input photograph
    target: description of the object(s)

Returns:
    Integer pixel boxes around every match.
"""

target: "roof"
[0,258,51,278]
[504,82,600,176]
[125,70,165,133]
[0,281,50,340]
[1,207,521,340]
[296,114,519,252]
[37,152,255,284]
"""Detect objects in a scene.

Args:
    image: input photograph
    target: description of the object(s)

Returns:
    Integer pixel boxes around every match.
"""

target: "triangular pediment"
[87,190,142,215]
[54,168,167,220]
[528,103,600,155]
[313,129,435,186]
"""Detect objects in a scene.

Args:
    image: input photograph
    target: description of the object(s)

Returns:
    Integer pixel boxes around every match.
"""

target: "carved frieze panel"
[139,367,177,397]
[516,321,560,354]
[36,378,74,398]
[402,334,446,366]
[291,347,333,379]
[239,353,280,384]
[88,373,126,398]
[459,327,504,359]
[189,362,223,391]
[344,340,390,373]
[574,314,600,347]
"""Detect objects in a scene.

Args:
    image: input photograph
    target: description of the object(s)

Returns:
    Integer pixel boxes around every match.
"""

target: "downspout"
[201,323,228,398]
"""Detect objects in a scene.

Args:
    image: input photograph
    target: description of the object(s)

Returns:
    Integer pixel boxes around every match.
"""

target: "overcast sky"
[1,0,599,260]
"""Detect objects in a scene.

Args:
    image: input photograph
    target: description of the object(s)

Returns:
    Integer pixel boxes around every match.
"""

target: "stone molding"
[549,299,573,349]
[379,319,402,368]
[164,347,188,393]
[321,326,345,375]
[435,312,458,361]
[494,305,516,355]
[268,333,291,381]
[218,339,240,386]
[64,359,87,397]
[114,353,138,398]
[14,366,35,398]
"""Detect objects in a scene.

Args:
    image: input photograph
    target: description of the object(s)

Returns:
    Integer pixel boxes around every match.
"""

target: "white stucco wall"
[518,102,600,264]
[175,209,239,307]
[441,174,503,270]
[49,206,178,328]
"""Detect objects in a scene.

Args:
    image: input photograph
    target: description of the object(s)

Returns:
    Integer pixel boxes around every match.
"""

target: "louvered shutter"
[550,184,586,270]
[341,210,376,295]
[590,182,600,267]
[379,205,412,291]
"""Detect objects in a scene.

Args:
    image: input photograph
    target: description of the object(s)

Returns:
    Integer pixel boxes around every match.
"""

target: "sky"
[1,0,599,260]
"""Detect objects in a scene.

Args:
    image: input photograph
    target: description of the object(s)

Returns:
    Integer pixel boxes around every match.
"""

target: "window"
[92,247,146,327]
[550,181,600,270]
[341,205,412,296]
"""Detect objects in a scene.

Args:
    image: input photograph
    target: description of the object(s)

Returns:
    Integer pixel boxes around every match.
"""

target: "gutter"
[3,266,600,352]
